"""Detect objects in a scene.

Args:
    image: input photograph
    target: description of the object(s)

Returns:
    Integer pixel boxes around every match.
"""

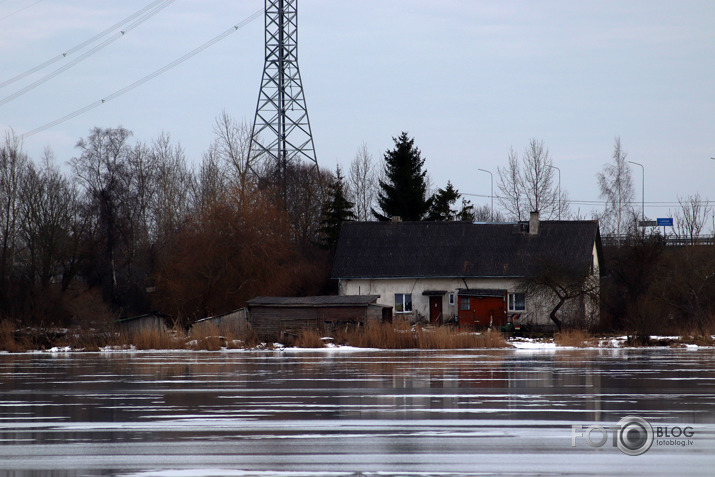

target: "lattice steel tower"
[249,0,318,187]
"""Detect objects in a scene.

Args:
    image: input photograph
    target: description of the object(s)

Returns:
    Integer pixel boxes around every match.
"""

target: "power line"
[0,0,175,107]
[0,0,43,22]
[0,0,168,90]
[462,193,714,209]
[21,9,263,139]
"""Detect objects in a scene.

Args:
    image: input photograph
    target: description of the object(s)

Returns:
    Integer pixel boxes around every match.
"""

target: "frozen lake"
[0,348,714,476]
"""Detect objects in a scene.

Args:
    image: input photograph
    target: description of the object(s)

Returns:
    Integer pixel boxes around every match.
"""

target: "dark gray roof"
[331,221,601,279]
[247,295,380,308]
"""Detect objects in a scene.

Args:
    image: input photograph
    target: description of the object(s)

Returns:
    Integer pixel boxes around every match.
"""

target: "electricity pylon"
[248,0,318,199]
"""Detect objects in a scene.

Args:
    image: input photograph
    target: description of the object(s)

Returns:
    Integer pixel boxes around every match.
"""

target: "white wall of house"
[339,277,543,324]
[339,270,600,329]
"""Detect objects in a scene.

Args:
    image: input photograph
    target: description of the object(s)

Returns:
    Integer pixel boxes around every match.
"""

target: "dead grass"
[122,327,185,350]
[56,329,112,352]
[473,329,509,348]
[554,329,596,347]
[677,333,715,347]
[416,326,507,349]
[188,321,260,350]
[0,319,30,352]
[335,322,507,349]
[292,328,325,348]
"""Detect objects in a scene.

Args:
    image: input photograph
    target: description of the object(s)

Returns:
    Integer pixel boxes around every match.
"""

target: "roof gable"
[331,221,600,279]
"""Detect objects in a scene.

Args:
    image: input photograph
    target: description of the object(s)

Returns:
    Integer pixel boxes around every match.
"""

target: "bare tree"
[149,133,191,242]
[192,148,228,215]
[521,139,558,217]
[472,203,506,222]
[70,127,134,305]
[675,193,711,244]
[520,258,600,332]
[18,153,77,289]
[347,143,378,221]
[210,111,256,198]
[597,137,635,237]
[0,131,29,294]
[497,148,524,220]
[497,139,562,220]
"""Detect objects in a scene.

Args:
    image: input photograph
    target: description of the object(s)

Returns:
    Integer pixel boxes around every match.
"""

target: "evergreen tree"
[319,166,355,249]
[457,197,476,222]
[426,181,477,222]
[373,132,431,221]
[426,181,460,221]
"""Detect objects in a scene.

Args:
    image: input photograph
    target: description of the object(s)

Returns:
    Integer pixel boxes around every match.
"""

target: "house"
[331,213,602,330]
[246,295,392,340]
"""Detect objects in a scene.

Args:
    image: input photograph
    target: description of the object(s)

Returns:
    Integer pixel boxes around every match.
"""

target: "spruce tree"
[319,166,355,249]
[373,132,431,221]
[426,181,460,221]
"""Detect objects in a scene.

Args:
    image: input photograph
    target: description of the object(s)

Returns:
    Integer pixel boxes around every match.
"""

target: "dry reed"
[122,327,185,350]
[336,322,507,349]
[292,328,325,348]
[188,321,260,350]
[0,320,30,352]
[553,329,596,347]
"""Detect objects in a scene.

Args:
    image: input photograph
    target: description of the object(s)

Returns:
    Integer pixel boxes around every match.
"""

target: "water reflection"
[0,348,714,476]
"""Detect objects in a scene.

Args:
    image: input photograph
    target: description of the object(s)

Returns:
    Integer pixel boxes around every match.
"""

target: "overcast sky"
[2,0,714,227]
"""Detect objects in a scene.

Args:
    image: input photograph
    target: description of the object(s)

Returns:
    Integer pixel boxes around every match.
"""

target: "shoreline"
[3,334,712,354]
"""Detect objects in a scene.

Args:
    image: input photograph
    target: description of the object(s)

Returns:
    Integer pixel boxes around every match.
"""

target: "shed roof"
[247,295,380,308]
[331,220,601,279]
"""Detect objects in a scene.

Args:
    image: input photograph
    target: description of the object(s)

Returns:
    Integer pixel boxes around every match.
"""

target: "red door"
[429,296,443,324]
[472,297,506,327]
[458,295,507,327]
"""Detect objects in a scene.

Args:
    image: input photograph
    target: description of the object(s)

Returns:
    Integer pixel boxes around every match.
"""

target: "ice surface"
[0,349,714,476]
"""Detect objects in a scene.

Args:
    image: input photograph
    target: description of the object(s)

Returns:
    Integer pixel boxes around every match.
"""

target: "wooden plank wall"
[249,306,379,340]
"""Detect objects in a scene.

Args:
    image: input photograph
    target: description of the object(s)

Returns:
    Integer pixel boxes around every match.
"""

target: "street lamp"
[547,165,561,220]
[628,161,645,222]
[477,168,493,221]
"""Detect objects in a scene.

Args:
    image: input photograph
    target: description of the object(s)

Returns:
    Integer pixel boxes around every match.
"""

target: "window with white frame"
[395,293,412,313]
[508,293,526,312]
[448,292,455,306]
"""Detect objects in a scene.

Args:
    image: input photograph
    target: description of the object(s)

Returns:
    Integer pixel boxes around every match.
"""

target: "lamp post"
[547,165,561,220]
[477,168,493,221]
[628,160,645,222]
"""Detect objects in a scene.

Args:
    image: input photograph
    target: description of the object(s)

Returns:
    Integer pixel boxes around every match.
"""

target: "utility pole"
[249,0,318,203]
[628,160,645,222]
[547,164,561,220]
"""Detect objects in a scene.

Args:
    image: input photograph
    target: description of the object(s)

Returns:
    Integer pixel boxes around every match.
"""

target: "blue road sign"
[657,218,673,227]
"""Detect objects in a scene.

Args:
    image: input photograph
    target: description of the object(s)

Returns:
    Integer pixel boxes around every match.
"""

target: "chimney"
[529,211,540,235]
[391,216,402,223]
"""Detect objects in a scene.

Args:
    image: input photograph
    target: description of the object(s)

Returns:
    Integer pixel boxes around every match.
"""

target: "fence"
[601,234,714,247]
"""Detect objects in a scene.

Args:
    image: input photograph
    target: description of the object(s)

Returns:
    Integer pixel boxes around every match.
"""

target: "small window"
[395,293,412,313]
[508,293,526,312]
[459,297,470,311]
[448,293,455,306]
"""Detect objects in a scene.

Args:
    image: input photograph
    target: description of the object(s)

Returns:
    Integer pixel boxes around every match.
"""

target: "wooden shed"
[116,313,169,335]
[246,295,390,340]
[192,309,249,336]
